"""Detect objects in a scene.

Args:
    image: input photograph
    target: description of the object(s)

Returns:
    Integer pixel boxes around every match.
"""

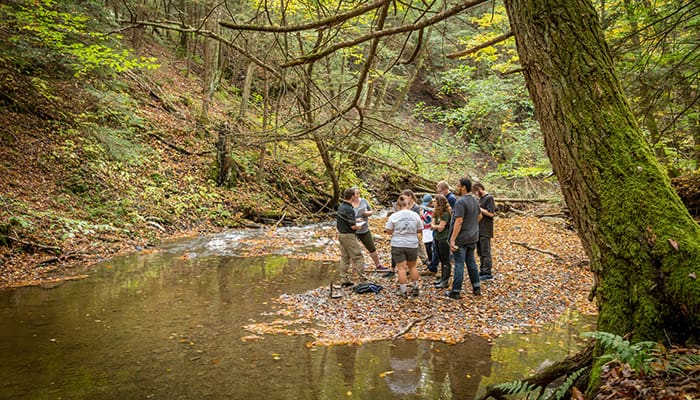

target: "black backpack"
[353,282,383,294]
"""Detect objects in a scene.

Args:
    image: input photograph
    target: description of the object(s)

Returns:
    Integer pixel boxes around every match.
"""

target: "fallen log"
[478,340,595,400]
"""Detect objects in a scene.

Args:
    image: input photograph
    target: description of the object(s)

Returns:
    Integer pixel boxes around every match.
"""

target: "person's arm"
[480,207,494,218]
[450,216,463,252]
[340,206,360,230]
[432,219,447,232]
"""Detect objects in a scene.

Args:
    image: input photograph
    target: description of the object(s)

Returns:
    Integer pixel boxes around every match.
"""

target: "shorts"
[391,246,418,263]
[356,230,377,253]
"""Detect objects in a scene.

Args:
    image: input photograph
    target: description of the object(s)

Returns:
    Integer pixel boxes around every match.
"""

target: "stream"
[0,228,595,399]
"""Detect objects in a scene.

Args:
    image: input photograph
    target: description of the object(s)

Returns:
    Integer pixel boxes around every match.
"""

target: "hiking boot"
[445,291,461,300]
[340,281,354,288]
[420,269,436,276]
[411,287,419,297]
[473,287,481,296]
[382,271,396,278]
[434,280,449,289]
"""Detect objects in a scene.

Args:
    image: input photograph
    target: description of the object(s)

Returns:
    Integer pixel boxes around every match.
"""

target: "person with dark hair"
[431,194,453,288]
[446,178,482,299]
[385,196,423,298]
[336,187,367,287]
[473,182,495,280]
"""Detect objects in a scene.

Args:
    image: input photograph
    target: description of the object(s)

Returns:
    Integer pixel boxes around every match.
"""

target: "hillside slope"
[0,38,339,287]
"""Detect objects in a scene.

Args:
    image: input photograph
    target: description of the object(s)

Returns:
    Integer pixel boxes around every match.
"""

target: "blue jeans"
[427,241,440,272]
[451,244,480,293]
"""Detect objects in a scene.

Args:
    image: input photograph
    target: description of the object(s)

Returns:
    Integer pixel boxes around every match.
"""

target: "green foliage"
[0,0,159,76]
[582,331,658,373]
[493,380,540,397]
[553,367,586,400]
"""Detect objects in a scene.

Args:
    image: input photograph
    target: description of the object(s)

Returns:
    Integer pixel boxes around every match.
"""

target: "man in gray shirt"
[446,178,482,299]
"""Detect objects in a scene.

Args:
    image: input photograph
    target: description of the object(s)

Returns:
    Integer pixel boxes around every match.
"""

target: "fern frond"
[553,367,587,400]
[493,379,540,395]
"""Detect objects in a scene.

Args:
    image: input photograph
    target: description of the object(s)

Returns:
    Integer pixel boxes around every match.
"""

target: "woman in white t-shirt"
[384,196,423,298]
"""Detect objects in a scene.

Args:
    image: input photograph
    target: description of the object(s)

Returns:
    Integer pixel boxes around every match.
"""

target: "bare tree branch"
[278,0,489,67]
[122,20,282,78]
[446,31,514,59]
[218,0,390,32]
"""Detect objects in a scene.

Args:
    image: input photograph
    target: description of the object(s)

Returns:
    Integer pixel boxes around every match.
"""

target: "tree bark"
[504,0,700,343]
[200,2,221,122]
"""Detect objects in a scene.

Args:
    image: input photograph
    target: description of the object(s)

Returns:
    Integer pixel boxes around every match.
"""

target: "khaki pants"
[338,233,367,283]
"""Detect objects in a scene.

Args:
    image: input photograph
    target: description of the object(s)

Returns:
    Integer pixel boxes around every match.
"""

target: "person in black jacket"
[336,188,367,287]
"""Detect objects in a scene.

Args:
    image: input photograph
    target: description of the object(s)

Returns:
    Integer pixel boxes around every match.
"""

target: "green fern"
[582,331,658,373]
[553,367,586,400]
[493,379,541,396]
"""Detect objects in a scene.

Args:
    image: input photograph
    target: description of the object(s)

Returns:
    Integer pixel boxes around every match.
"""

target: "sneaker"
[480,275,493,281]
[445,291,461,300]
[340,281,354,288]
[398,290,409,299]
[473,287,481,296]
[382,271,396,278]
[411,287,419,297]
[375,265,389,270]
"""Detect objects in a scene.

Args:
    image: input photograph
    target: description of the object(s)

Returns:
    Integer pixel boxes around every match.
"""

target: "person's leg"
[397,261,408,284]
[450,246,466,295]
[347,237,367,283]
[434,239,451,287]
[358,231,383,269]
[427,241,440,272]
[479,236,492,279]
[466,245,481,295]
[407,260,419,296]
[425,242,433,267]
[417,240,428,265]
[337,234,353,284]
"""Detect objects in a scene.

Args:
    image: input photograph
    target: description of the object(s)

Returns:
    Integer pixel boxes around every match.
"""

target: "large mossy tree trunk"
[504,0,700,343]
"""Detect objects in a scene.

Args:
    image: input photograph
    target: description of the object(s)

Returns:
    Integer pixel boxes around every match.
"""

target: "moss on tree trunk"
[503,0,700,345]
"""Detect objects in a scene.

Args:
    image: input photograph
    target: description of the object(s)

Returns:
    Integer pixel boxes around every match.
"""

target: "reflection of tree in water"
[431,335,493,399]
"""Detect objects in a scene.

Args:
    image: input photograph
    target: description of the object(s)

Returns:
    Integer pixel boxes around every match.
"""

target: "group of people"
[335,179,495,299]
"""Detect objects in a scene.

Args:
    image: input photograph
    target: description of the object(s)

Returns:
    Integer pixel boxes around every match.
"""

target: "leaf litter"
[239,213,596,346]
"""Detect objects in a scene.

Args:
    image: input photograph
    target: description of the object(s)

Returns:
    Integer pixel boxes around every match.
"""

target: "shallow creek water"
[0,229,595,399]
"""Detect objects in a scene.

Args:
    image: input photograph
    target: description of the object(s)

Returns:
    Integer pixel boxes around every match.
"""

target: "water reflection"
[0,238,593,399]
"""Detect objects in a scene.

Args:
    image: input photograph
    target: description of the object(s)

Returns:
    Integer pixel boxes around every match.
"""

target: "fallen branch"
[37,252,85,265]
[510,241,561,260]
[8,235,61,254]
[495,197,560,203]
[393,313,435,340]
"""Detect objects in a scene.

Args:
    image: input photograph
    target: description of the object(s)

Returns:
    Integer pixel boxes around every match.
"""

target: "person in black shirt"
[336,188,367,286]
[473,182,495,280]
